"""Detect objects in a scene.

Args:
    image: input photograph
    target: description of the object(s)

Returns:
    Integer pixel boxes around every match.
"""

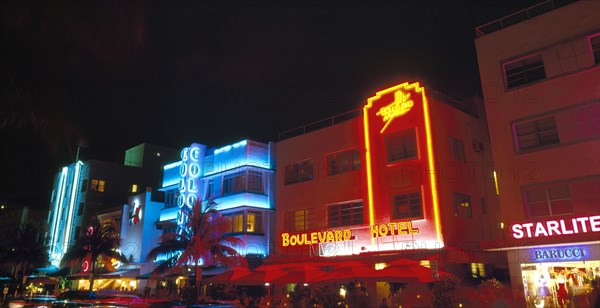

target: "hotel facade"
[475,0,600,306]
[274,82,504,302]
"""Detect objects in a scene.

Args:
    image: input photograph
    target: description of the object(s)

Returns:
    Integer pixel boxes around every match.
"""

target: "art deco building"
[475,0,600,305]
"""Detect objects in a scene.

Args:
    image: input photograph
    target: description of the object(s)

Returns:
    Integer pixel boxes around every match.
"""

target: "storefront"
[487,215,600,307]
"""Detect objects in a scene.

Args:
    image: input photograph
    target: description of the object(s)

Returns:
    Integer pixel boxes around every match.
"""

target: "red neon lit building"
[274,82,504,302]
[475,1,600,306]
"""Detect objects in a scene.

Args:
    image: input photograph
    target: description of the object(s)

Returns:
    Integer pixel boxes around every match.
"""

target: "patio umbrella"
[272,265,329,284]
[234,267,288,285]
[204,266,252,284]
[388,258,420,267]
[318,263,375,282]
[27,276,58,285]
[367,265,435,283]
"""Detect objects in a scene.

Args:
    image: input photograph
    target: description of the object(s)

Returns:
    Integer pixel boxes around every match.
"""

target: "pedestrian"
[379,298,389,308]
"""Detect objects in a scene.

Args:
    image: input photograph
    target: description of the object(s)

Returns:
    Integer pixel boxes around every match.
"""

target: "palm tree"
[146,200,244,302]
[60,217,126,291]
[1,223,49,283]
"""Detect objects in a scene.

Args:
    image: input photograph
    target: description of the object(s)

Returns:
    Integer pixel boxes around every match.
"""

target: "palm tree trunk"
[89,259,96,292]
[195,259,202,303]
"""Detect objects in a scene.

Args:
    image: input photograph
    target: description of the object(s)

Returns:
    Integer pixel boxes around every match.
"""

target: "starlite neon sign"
[511,215,600,239]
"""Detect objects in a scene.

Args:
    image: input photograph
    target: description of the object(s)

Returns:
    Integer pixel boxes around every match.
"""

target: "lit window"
[514,116,560,151]
[449,137,466,162]
[231,214,244,233]
[226,211,263,234]
[327,149,360,176]
[386,128,417,163]
[286,209,314,232]
[327,201,364,228]
[284,160,314,185]
[98,180,105,192]
[525,184,572,218]
[391,192,422,220]
[246,212,262,233]
[590,33,600,64]
[504,54,546,89]
[454,193,472,218]
[131,184,138,193]
[471,263,485,278]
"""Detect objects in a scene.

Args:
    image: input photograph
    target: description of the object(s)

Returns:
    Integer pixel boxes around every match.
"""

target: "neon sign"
[129,203,142,225]
[370,221,419,238]
[532,246,589,262]
[376,90,414,133]
[511,215,600,239]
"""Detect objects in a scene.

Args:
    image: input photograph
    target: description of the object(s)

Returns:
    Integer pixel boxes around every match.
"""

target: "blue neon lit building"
[158,139,276,260]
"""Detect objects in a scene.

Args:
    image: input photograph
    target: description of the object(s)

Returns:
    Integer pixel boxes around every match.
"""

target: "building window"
[481,197,487,214]
[165,190,178,208]
[226,211,263,234]
[449,137,466,162]
[284,160,314,185]
[471,263,486,278]
[504,54,546,89]
[246,211,262,233]
[391,192,423,220]
[327,201,364,228]
[81,179,88,192]
[525,185,572,218]
[514,116,560,151]
[223,170,264,195]
[285,209,314,232]
[77,202,85,216]
[454,193,472,218]
[386,128,417,163]
[327,149,360,176]
[130,184,138,193]
[90,179,106,192]
[590,34,600,64]
[205,179,214,199]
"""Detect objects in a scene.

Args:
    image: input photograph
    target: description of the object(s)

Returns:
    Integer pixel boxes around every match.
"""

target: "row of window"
[80,179,106,193]
[513,102,599,152]
[503,33,600,89]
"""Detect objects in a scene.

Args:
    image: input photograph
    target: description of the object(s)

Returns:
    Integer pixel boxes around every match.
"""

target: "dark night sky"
[1,0,540,209]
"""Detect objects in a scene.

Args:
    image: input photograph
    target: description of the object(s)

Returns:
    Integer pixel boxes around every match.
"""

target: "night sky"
[1,0,540,209]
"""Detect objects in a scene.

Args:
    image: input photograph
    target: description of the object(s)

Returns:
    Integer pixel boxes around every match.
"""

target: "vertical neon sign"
[176,143,206,232]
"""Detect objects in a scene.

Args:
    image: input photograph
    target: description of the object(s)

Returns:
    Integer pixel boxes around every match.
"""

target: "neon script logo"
[376,90,414,133]
[532,246,589,262]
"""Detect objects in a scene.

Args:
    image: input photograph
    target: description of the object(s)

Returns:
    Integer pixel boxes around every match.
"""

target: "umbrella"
[388,258,420,267]
[204,267,252,284]
[367,265,435,283]
[27,276,58,285]
[318,263,375,282]
[272,265,329,283]
[234,267,288,285]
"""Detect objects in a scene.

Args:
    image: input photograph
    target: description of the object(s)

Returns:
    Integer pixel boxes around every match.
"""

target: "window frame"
[284,159,314,185]
[589,32,600,65]
[453,192,472,218]
[385,128,418,163]
[503,53,546,89]
[523,184,573,218]
[513,115,560,152]
[391,192,423,220]
[327,200,364,228]
[326,148,360,176]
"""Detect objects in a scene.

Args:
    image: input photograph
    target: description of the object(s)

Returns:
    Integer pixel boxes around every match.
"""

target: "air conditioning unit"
[472,141,484,152]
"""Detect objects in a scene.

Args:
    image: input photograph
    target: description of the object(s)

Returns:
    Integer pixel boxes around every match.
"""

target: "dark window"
[391,192,423,220]
[514,116,560,151]
[504,54,546,89]
[386,128,417,163]
[81,179,88,192]
[206,179,214,199]
[525,185,572,218]
[450,137,466,162]
[327,201,364,228]
[284,160,314,185]
[223,170,264,195]
[77,202,85,216]
[165,190,178,209]
[590,34,600,64]
[327,149,360,176]
[454,193,472,218]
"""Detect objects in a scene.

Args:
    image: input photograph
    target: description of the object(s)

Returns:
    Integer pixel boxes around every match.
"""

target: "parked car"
[51,291,98,307]
[8,294,57,308]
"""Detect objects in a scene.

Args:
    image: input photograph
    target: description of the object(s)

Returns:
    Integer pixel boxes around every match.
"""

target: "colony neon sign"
[177,144,204,209]
[511,215,600,239]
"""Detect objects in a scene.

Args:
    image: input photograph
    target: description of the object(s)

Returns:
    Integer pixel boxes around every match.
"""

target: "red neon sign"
[511,215,600,239]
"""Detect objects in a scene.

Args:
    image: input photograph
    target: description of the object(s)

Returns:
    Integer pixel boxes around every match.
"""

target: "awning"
[100,269,140,278]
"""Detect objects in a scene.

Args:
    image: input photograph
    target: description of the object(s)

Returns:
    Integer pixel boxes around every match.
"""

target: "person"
[379,298,389,308]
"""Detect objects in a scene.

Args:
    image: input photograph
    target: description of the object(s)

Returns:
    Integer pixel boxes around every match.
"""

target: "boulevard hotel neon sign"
[511,215,600,239]
[281,221,419,247]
